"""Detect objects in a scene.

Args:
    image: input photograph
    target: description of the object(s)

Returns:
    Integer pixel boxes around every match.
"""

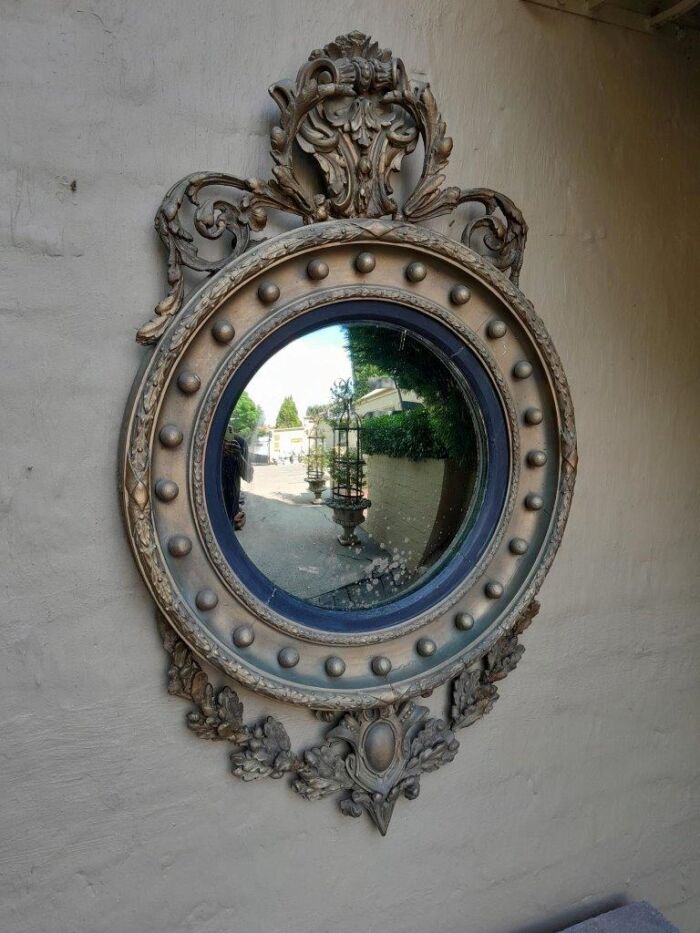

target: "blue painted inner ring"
[204,300,510,634]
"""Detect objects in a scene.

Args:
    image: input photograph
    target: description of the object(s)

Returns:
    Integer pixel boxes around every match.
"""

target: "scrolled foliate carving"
[138,31,528,344]
[138,173,286,344]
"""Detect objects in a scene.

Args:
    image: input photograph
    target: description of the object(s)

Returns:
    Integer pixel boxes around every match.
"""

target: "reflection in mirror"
[219,321,485,611]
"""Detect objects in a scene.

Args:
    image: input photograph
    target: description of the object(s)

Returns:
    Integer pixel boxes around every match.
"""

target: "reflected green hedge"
[362,409,448,462]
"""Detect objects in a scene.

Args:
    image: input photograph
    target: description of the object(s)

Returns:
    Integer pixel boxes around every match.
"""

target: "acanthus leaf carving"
[294,744,355,800]
[230,717,299,782]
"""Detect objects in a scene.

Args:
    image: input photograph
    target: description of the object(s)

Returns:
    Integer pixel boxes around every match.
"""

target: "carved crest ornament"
[120,32,577,834]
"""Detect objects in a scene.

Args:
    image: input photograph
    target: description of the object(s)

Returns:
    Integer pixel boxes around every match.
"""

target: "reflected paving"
[237,461,416,605]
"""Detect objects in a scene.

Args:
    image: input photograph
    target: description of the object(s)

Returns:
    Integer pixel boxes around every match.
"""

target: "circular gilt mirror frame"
[120,32,577,834]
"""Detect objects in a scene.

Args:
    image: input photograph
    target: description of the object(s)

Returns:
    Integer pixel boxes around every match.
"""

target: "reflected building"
[354,382,421,419]
[269,425,306,462]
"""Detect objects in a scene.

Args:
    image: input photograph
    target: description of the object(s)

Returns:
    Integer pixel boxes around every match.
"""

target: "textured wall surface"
[1,2,699,932]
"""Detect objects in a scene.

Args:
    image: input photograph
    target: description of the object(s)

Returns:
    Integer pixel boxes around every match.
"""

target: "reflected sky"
[245,325,351,424]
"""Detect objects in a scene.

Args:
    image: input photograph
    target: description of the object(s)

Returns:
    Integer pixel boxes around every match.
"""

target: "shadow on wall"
[512,894,627,933]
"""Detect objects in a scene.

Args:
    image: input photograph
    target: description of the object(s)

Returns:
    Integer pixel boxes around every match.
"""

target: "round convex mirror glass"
[215,318,493,612]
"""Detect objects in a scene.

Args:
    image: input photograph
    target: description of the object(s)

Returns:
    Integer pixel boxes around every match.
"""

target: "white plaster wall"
[1,2,699,931]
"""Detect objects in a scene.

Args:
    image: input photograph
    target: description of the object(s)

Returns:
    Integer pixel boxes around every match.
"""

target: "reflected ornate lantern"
[305,420,327,504]
[327,379,371,545]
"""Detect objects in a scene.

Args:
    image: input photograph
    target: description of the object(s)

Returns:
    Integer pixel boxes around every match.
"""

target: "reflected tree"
[275,395,302,428]
[229,391,264,441]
